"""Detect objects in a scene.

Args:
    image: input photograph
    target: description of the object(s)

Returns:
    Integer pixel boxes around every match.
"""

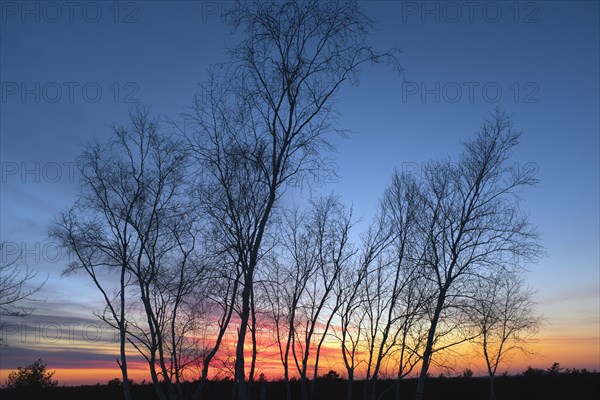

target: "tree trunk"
[346,369,354,400]
[248,288,258,398]
[235,278,252,400]
[119,265,132,400]
[488,374,496,400]
[370,377,377,400]
[300,370,309,400]
[192,277,238,400]
[415,289,446,400]
[118,323,132,400]
[260,381,267,400]
[284,365,292,400]
[284,311,294,400]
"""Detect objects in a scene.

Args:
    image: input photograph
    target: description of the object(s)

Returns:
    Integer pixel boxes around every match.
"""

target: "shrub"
[6,358,58,388]
[322,370,340,380]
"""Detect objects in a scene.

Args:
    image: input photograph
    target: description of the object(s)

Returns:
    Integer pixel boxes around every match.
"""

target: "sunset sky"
[1,1,598,385]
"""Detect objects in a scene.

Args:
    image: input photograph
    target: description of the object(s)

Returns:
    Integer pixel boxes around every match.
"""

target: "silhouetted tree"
[261,196,354,400]
[107,378,123,386]
[547,362,563,376]
[0,242,45,318]
[260,209,311,400]
[413,111,542,400]
[323,370,341,380]
[361,172,429,400]
[522,366,545,377]
[6,358,57,388]
[186,1,398,399]
[190,251,241,400]
[335,268,365,400]
[107,377,135,387]
[51,109,198,400]
[334,219,388,400]
[470,270,541,400]
[292,197,353,400]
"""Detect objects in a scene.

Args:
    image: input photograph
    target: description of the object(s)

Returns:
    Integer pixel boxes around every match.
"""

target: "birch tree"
[51,109,197,400]
[471,271,541,400]
[414,111,542,400]
[186,2,398,398]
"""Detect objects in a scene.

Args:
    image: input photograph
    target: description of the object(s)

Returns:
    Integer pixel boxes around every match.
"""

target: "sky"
[1,0,599,385]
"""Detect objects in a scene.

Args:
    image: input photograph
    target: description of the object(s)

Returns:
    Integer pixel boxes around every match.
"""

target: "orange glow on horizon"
[2,327,598,386]
[0,365,151,387]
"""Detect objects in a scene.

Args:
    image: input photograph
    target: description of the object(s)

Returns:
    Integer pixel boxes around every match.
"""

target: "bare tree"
[0,242,45,318]
[51,109,197,400]
[335,255,367,400]
[124,206,203,400]
[293,197,353,400]
[186,1,398,398]
[261,211,312,400]
[413,111,542,400]
[470,271,541,400]
[260,196,353,400]
[360,172,429,400]
[334,212,395,400]
[191,250,241,400]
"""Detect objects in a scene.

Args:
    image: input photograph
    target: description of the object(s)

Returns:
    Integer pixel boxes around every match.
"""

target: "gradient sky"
[1,0,598,385]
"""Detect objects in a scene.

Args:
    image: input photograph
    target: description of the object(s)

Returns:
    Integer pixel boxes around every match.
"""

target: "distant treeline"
[2,371,598,400]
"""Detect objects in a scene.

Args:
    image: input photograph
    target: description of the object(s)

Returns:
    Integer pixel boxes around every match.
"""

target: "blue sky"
[1,1,598,381]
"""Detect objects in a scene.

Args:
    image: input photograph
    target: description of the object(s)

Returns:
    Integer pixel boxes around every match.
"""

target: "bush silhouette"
[6,358,58,388]
[322,370,340,380]
[462,369,474,378]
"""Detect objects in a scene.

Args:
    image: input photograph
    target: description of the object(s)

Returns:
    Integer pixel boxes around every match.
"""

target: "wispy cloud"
[539,285,599,306]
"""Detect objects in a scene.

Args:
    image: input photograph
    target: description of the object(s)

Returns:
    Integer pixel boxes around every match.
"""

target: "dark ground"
[2,373,598,400]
